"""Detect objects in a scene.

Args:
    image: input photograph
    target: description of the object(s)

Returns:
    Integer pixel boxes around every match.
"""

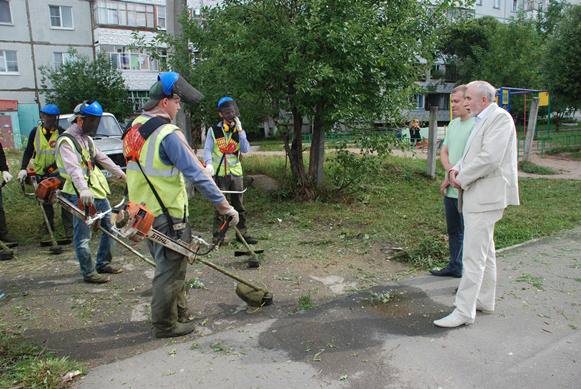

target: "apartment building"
[0,0,94,144]
[91,0,168,111]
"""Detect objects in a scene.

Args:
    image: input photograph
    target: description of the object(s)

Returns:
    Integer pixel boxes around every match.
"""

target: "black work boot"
[154,322,196,338]
[0,209,17,247]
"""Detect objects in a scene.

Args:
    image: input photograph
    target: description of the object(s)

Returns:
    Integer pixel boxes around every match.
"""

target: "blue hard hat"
[78,100,103,117]
[40,104,60,116]
[217,96,235,109]
[158,72,180,97]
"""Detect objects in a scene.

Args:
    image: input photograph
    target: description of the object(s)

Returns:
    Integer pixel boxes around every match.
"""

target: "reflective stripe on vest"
[33,125,58,175]
[125,115,188,218]
[210,126,243,176]
[56,135,110,199]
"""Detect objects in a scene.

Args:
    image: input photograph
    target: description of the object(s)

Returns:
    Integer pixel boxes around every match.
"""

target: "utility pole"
[426,106,438,178]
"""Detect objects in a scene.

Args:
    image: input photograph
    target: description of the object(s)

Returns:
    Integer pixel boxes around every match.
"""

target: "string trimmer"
[113,201,273,307]
[21,170,64,255]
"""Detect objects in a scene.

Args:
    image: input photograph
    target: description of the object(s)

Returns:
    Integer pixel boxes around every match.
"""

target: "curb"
[496,237,543,254]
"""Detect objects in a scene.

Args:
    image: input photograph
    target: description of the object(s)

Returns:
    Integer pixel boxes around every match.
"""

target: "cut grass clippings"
[0,329,84,388]
[519,160,558,175]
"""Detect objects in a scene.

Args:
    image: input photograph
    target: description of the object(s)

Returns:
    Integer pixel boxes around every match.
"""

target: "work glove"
[79,189,94,206]
[224,206,239,227]
[204,164,214,176]
[234,117,243,132]
[18,169,28,183]
[1,171,12,183]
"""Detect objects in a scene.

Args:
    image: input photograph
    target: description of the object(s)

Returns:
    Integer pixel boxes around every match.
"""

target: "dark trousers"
[147,216,190,332]
[444,196,464,275]
[0,189,8,238]
[213,175,247,236]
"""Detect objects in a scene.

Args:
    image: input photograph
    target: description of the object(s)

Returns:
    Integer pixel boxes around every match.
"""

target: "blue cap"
[40,104,60,116]
[78,100,103,117]
[217,96,235,109]
[159,72,180,97]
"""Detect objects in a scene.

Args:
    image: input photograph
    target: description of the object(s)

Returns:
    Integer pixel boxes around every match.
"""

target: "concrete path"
[76,228,581,389]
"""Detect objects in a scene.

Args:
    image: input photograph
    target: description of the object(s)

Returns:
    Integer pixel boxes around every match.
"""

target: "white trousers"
[454,208,504,321]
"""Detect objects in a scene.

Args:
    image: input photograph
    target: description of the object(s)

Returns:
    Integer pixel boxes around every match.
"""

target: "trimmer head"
[235,283,274,307]
[0,249,14,261]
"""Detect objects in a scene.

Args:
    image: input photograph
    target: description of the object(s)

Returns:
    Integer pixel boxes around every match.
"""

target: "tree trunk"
[283,107,315,200]
[309,107,325,188]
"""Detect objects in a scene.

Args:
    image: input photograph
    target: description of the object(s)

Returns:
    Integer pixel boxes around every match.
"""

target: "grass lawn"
[546,145,581,160]
[0,329,84,388]
[519,160,558,175]
[3,150,581,262]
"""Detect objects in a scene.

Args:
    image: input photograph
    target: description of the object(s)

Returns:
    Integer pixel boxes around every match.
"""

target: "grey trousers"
[147,215,191,331]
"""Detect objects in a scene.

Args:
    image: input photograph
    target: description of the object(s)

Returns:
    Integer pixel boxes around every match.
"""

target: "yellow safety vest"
[210,124,243,177]
[125,115,188,218]
[56,134,110,199]
[33,124,58,175]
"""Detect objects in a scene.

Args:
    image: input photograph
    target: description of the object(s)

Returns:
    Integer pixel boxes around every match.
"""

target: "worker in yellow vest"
[124,72,239,338]
[204,97,256,245]
[18,104,73,244]
[56,100,126,284]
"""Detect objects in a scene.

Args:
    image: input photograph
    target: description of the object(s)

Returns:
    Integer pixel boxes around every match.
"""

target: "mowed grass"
[0,329,84,388]
[3,150,581,261]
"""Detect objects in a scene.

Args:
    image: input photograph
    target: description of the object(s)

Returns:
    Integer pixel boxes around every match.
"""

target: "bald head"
[464,80,496,116]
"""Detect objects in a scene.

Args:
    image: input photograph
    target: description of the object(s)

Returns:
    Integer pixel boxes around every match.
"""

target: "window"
[414,94,425,110]
[0,50,18,73]
[53,51,73,68]
[494,0,501,9]
[49,5,73,29]
[0,0,12,24]
[476,0,482,5]
[129,91,149,112]
[512,0,518,12]
[105,45,158,72]
[156,5,166,30]
[94,0,156,28]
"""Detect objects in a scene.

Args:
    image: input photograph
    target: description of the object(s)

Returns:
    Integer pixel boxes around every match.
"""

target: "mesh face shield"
[172,76,204,104]
[218,100,239,122]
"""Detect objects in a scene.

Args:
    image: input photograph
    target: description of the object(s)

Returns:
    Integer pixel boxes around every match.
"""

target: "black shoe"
[237,235,258,245]
[430,268,461,278]
[247,258,260,269]
[154,322,196,338]
[0,235,18,247]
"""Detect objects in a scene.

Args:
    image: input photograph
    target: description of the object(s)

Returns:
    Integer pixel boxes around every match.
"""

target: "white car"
[59,113,126,171]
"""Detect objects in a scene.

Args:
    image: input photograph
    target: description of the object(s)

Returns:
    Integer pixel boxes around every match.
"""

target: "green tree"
[40,50,131,121]
[543,5,581,111]
[162,0,452,199]
[442,16,544,89]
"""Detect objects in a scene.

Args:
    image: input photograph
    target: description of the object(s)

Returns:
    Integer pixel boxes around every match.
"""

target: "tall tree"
[176,0,452,198]
[543,5,581,111]
[40,50,131,120]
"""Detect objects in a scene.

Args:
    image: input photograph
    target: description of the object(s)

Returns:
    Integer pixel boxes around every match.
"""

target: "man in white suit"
[434,80,520,328]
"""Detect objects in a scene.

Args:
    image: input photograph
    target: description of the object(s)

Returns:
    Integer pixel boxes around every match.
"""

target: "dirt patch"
[519,154,581,180]
[0,223,410,368]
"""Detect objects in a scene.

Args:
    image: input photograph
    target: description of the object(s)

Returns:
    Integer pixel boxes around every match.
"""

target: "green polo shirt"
[443,116,475,198]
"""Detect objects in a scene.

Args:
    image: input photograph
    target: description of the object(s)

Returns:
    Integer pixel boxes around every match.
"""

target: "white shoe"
[476,304,494,314]
[434,310,473,328]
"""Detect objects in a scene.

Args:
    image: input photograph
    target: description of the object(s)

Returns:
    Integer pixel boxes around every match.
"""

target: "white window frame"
[156,5,166,30]
[49,5,74,30]
[53,51,73,68]
[414,94,425,110]
[494,0,501,9]
[476,0,482,5]
[0,0,13,25]
[0,49,19,75]
[512,0,518,12]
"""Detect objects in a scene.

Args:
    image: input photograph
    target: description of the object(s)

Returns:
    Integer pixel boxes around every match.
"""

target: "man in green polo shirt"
[431,85,474,278]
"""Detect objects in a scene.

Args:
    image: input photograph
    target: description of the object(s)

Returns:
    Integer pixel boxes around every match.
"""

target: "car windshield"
[59,115,123,137]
